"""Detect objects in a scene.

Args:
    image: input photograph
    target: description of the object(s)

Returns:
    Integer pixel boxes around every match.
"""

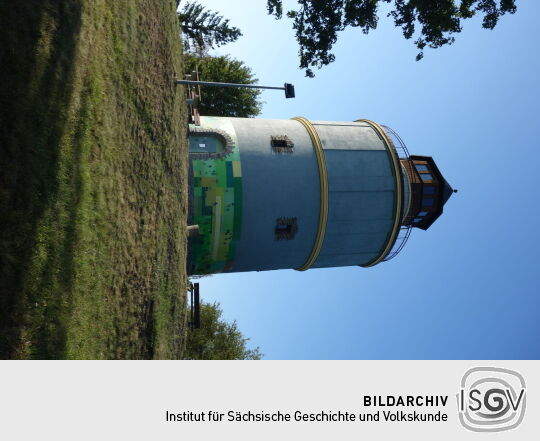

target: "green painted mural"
[189,117,242,275]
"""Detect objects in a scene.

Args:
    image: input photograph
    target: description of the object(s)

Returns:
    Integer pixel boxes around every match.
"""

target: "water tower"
[187,116,454,275]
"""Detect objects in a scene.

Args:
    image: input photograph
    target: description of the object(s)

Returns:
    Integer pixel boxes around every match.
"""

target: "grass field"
[0,1,189,359]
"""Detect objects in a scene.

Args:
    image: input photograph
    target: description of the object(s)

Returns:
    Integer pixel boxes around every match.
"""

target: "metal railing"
[380,125,414,262]
[381,124,411,160]
[383,224,413,261]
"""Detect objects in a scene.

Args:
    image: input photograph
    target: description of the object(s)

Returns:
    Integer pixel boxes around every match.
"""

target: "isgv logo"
[457,367,526,432]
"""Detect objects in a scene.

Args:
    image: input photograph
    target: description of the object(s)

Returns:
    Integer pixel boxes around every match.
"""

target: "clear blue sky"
[190,0,540,359]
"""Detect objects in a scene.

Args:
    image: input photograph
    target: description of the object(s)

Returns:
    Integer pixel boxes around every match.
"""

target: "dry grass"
[0,0,189,359]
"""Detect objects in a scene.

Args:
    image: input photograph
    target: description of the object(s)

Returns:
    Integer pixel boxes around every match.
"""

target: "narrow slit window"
[275,217,298,240]
[272,139,288,148]
[271,135,294,153]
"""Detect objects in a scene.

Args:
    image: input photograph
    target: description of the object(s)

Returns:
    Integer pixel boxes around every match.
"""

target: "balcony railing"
[381,124,411,160]
[383,224,413,262]
[380,125,413,262]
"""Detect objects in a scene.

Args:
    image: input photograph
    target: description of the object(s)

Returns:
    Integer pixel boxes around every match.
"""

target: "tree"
[184,55,263,118]
[178,1,242,52]
[183,301,262,360]
[267,0,517,77]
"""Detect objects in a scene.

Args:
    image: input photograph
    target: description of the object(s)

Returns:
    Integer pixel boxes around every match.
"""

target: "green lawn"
[0,0,189,359]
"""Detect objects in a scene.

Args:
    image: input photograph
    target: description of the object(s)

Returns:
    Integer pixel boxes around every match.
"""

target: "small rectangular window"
[271,135,294,153]
[415,164,429,172]
[272,139,289,148]
[413,218,423,223]
[275,217,298,240]
[423,186,435,194]
[420,173,433,181]
[423,198,434,207]
[418,211,428,216]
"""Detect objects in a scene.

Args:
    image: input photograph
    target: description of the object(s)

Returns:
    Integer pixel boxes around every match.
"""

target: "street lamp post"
[176,79,295,99]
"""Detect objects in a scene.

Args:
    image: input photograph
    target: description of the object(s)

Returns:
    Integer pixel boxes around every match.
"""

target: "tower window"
[415,164,429,172]
[188,126,235,159]
[275,217,298,240]
[189,136,225,153]
[422,198,434,207]
[420,173,433,181]
[271,135,294,153]
[418,211,429,216]
[272,139,288,148]
[423,186,435,194]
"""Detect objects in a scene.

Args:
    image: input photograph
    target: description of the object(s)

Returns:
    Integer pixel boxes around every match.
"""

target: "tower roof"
[441,178,454,206]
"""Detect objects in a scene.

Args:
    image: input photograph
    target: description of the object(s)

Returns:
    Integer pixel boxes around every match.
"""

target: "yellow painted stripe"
[292,117,329,271]
[232,160,242,177]
[212,196,222,260]
[355,119,403,267]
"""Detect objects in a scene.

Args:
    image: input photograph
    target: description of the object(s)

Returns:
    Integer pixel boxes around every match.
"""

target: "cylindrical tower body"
[187,116,410,275]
